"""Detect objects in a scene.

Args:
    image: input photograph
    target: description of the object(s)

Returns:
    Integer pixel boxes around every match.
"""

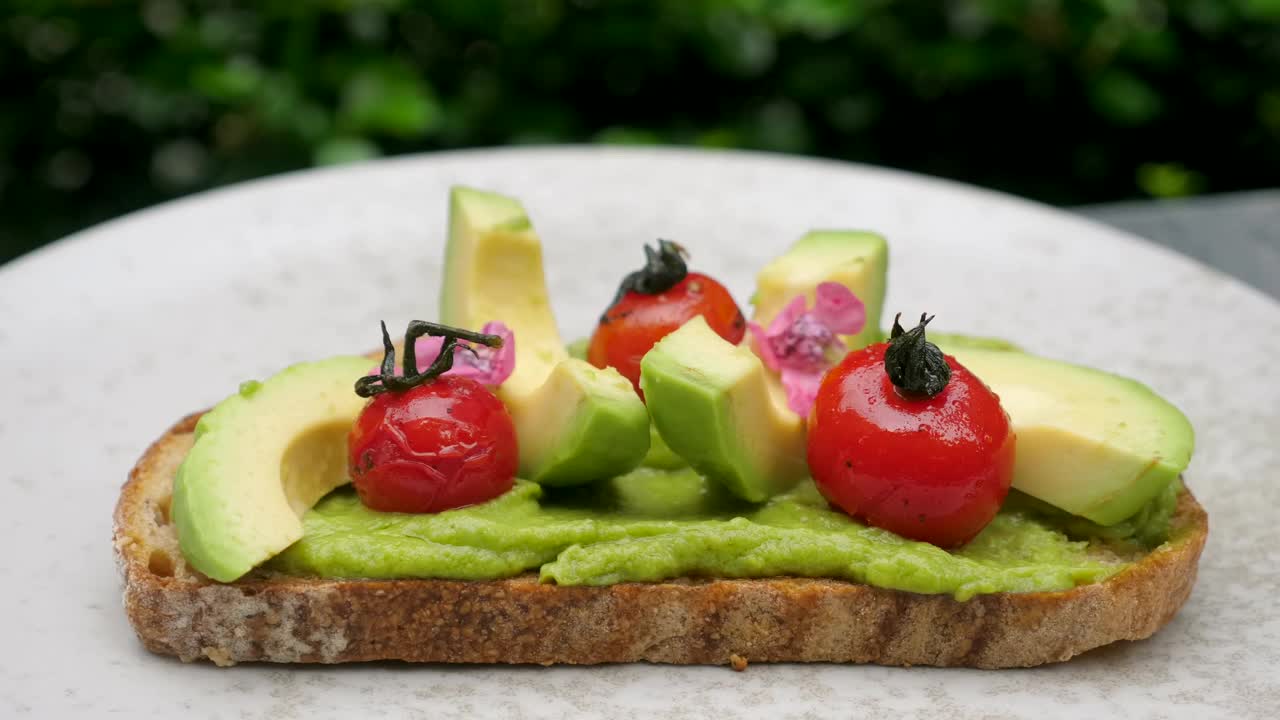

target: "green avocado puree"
[270,467,1176,600]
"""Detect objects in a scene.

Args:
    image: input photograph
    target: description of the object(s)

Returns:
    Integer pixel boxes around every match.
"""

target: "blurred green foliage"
[2,0,1278,263]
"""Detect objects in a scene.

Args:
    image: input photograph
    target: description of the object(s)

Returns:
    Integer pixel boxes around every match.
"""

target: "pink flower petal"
[368,322,516,388]
[410,336,447,374]
[779,367,825,418]
[747,321,782,372]
[747,285,866,417]
[812,282,866,335]
[767,296,809,336]
[471,321,516,386]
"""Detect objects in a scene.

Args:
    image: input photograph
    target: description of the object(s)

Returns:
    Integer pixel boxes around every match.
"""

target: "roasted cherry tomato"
[349,321,518,514]
[588,240,745,393]
[349,375,517,513]
[807,315,1015,547]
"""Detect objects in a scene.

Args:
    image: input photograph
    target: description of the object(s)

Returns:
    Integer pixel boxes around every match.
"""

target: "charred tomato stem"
[883,312,951,398]
[355,320,504,398]
[601,239,689,322]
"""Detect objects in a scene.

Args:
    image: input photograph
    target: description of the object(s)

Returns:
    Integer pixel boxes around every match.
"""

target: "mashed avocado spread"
[270,466,1179,600]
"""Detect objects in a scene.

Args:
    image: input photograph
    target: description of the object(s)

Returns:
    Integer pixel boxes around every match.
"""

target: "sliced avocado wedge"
[641,422,688,470]
[753,230,888,351]
[928,332,1022,354]
[172,355,372,582]
[641,316,808,502]
[441,187,649,486]
[950,347,1195,525]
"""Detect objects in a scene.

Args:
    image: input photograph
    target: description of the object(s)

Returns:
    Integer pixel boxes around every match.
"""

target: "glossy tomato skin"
[807,344,1015,548]
[348,375,518,513]
[588,272,745,393]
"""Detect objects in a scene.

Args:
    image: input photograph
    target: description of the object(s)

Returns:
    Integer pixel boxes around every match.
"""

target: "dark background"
[3,0,1279,265]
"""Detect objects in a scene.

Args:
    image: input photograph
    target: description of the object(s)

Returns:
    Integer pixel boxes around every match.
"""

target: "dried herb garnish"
[354,320,504,398]
[601,239,688,322]
[884,313,951,398]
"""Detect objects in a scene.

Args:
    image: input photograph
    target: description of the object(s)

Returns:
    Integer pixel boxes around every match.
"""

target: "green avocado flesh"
[949,347,1194,525]
[173,355,374,582]
[641,316,807,502]
[269,466,1180,600]
[440,187,649,486]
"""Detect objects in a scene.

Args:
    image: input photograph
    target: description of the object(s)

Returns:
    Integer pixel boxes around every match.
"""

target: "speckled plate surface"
[1,148,1277,719]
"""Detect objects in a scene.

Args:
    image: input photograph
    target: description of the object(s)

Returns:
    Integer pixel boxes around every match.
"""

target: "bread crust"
[113,414,1207,668]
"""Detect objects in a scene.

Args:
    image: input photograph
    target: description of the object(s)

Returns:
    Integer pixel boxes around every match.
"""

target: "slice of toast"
[114,413,1207,669]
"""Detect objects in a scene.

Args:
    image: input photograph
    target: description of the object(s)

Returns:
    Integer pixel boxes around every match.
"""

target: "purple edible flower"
[747,282,866,417]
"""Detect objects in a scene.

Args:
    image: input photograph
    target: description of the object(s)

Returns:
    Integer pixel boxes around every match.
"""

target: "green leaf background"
[1,0,1277,261]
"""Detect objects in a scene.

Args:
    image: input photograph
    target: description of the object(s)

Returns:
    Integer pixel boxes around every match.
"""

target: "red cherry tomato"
[807,344,1015,547]
[588,272,745,393]
[348,375,518,513]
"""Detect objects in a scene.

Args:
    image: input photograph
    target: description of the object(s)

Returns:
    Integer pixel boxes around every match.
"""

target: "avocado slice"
[172,355,373,582]
[640,422,688,470]
[950,347,1195,525]
[441,187,649,486]
[641,317,808,502]
[928,332,1022,354]
[753,230,888,351]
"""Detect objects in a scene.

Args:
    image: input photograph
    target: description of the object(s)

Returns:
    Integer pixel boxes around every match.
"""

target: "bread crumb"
[729,654,748,671]
[203,646,235,667]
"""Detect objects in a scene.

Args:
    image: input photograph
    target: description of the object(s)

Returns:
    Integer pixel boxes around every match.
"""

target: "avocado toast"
[114,422,1205,668]
[113,186,1206,668]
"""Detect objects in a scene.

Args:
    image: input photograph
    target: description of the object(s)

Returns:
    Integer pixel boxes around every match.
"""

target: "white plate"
[2,147,1277,719]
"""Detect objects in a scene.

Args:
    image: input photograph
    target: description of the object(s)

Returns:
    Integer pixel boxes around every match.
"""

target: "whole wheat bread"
[114,413,1207,669]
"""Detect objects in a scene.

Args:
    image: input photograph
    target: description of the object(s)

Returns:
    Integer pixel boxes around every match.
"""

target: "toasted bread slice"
[114,413,1207,669]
